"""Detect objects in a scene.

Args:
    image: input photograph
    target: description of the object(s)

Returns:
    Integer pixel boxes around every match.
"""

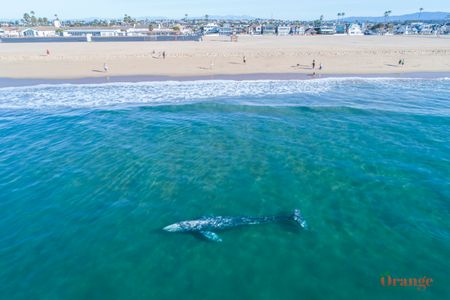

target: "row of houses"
[204,21,450,36]
[1,22,448,39]
[0,24,194,38]
[201,23,365,36]
[393,23,449,35]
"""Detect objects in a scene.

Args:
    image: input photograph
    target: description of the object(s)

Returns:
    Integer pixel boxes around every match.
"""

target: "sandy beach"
[0,35,449,79]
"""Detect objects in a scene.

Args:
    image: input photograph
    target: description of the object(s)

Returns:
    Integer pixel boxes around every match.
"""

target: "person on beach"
[243,56,246,64]
[162,51,166,59]
[46,49,50,56]
[312,60,316,69]
[103,63,108,73]
[319,63,323,70]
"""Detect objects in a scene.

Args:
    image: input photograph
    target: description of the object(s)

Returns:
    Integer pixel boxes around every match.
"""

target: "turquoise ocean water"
[0,78,449,299]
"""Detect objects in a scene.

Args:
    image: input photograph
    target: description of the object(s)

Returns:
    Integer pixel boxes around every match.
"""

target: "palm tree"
[23,13,31,25]
[30,11,37,26]
[341,12,345,23]
[337,13,341,24]
[419,8,424,21]
[384,10,391,25]
[184,13,188,22]
[205,14,209,22]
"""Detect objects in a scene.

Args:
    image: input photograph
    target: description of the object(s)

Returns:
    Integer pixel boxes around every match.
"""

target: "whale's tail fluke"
[293,209,308,229]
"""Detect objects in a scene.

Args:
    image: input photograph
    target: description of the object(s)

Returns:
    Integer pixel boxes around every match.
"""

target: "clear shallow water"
[0,78,449,300]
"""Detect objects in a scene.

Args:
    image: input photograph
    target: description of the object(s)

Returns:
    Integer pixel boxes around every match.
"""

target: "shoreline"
[0,71,449,88]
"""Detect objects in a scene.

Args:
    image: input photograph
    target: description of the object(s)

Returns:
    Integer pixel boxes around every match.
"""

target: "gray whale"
[163,209,307,242]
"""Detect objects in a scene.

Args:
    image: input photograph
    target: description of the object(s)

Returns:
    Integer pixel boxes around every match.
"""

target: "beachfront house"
[219,23,233,36]
[0,27,20,38]
[347,24,363,35]
[262,25,276,35]
[250,25,263,35]
[277,26,291,36]
[65,28,123,37]
[203,23,220,35]
[316,25,336,35]
[335,24,346,34]
[150,23,178,35]
[20,27,57,37]
[439,24,449,35]
[291,26,306,35]
[394,25,411,35]
[126,25,150,36]
[420,24,435,35]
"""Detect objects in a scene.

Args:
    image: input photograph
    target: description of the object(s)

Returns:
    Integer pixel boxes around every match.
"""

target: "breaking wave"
[0,77,449,115]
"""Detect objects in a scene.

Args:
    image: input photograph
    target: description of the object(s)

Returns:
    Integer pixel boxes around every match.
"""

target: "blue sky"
[2,0,449,20]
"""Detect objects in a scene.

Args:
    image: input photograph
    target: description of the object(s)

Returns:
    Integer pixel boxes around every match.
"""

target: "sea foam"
[0,77,448,114]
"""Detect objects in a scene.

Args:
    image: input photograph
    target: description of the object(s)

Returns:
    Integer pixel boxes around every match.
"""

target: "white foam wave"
[0,77,448,110]
[0,79,331,109]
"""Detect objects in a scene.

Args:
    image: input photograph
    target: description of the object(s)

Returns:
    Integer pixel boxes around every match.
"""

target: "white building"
[0,27,20,37]
[292,26,305,35]
[126,26,149,36]
[65,28,123,37]
[252,25,263,35]
[262,24,276,35]
[20,27,57,37]
[53,19,61,28]
[420,24,434,35]
[318,25,336,35]
[347,24,363,35]
[277,26,291,36]
[203,23,220,35]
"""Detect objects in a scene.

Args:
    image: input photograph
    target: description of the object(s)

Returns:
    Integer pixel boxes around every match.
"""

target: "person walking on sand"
[103,63,108,73]
[243,55,246,64]
[46,49,50,56]
[162,51,166,59]
[312,59,316,69]
[319,63,323,70]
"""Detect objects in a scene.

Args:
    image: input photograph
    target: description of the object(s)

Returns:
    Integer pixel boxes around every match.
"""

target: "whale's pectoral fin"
[199,231,222,242]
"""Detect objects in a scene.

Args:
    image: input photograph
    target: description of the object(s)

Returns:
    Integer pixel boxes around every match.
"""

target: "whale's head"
[293,209,308,229]
[163,223,182,232]
[163,220,207,232]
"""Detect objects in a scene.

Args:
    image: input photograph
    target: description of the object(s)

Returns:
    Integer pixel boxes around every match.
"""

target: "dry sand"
[0,35,449,79]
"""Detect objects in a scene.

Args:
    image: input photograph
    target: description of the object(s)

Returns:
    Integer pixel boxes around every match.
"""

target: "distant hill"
[2,12,449,23]
[341,11,450,23]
